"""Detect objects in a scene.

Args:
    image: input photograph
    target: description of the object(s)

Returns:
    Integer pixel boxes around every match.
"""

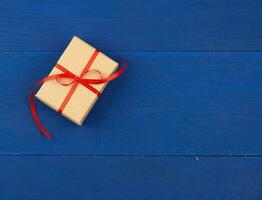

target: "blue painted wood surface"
[1,156,262,200]
[0,0,261,51]
[1,51,262,154]
[0,0,262,199]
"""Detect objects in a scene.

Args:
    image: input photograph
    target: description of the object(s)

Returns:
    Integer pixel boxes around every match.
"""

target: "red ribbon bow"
[30,50,126,139]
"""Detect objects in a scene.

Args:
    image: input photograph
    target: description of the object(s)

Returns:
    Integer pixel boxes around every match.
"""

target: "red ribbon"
[30,50,126,139]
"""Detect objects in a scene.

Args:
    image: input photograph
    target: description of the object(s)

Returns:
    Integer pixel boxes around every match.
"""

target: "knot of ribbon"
[54,64,125,88]
[30,50,126,139]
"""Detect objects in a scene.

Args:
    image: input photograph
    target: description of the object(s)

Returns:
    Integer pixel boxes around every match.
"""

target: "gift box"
[35,36,119,125]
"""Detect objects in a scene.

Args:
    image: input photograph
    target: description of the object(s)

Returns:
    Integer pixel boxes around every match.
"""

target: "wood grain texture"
[0,0,262,198]
[0,0,261,51]
[1,51,261,155]
[0,156,261,200]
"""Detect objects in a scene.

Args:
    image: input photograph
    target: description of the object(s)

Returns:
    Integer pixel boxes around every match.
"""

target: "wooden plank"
[1,51,262,155]
[0,0,261,51]
[0,155,261,199]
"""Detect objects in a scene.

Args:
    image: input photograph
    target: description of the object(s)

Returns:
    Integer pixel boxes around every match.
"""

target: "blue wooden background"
[0,0,261,199]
